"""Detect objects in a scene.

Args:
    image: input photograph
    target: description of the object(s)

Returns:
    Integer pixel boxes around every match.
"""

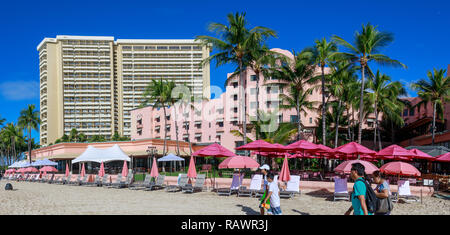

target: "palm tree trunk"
[297,101,302,141]
[351,108,355,142]
[347,106,351,142]
[163,105,168,155]
[432,102,437,146]
[173,106,180,156]
[391,120,395,144]
[28,127,32,164]
[321,66,326,146]
[256,71,260,140]
[239,59,248,156]
[335,100,342,148]
[374,102,377,150]
[357,65,366,144]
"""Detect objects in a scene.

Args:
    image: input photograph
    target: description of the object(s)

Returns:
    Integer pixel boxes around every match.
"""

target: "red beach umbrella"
[407,149,434,160]
[218,156,260,169]
[334,160,379,174]
[98,162,105,177]
[25,167,39,173]
[380,161,421,177]
[187,156,197,178]
[235,140,284,152]
[334,142,377,156]
[150,157,159,178]
[80,163,86,177]
[435,153,450,162]
[65,162,70,177]
[40,166,57,173]
[278,155,291,182]
[121,160,128,177]
[193,143,235,158]
[376,144,416,161]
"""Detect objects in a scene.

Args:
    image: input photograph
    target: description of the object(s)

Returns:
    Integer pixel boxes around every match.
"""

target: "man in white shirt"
[263,172,282,215]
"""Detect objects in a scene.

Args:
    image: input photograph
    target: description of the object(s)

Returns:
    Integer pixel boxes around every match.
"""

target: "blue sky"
[0,0,449,142]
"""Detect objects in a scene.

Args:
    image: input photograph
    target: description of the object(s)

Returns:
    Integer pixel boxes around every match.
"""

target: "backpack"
[355,178,377,214]
[5,183,13,191]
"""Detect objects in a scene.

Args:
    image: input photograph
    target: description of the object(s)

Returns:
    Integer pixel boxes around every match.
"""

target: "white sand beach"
[0,181,449,215]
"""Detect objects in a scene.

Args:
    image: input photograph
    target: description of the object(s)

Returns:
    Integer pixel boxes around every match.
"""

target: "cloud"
[0,80,40,101]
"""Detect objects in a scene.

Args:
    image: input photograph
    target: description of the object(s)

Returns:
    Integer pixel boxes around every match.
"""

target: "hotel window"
[250,75,257,81]
[290,115,298,123]
[403,109,408,116]
[195,136,201,142]
[233,107,238,113]
[195,123,202,129]
[217,122,224,127]
[250,102,257,109]
[233,95,238,101]
[231,121,238,126]
[309,117,313,124]
[409,108,415,116]
[232,82,238,88]
[250,88,257,95]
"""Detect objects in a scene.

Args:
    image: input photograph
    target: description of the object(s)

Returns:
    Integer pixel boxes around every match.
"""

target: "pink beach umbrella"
[408,149,434,160]
[65,163,69,177]
[187,156,197,178]
[121,161,128,177]
[98,162,105,177]
[278,155,291,182]
[80,163,86,177]
[235,140,283,152]
[193,143,235,158]
[218,156,260,169]
[434,153,450,163]
[380,161,421,177]
[333,142,377,160]
[376,144,416,160]
[334,160,379,174]
[40,166,57,173]
[285,140,320,152]
[150,157,159,178]
[25,167,39,173]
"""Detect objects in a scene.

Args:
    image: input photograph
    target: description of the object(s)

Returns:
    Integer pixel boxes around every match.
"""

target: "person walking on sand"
[262,173,282,215]
[372,170,393,215]
[259,164,270,215]
[344,163,372,215]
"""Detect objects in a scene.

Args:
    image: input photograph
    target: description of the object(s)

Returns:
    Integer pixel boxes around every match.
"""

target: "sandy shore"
[0,181,448,215]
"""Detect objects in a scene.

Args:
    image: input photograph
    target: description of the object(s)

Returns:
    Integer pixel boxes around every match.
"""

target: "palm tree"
[3,123,24,165]
[166,81,182,156]
[367,71,406,150]
[18,104,40,163]
[412,68,450,145]
[196,12,277,155]
[332,23,406,144]
[142,79,172,155]
[327,62,358,147]
[312,38,337,146]
[279,84,318,140]
[0,115,5,127]
[268,49,316,140]
[69,128,79,142]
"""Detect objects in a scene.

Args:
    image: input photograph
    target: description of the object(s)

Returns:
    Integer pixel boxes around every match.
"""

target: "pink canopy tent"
[333,142,377,160]
[334,160,379,174]
[193,143,235,158]
[218,156,260,169]
[278,155,291,182]
[187,156,197,178]
[435,153,450,163]
[98,162,105,177]
[25,167,39,173]
[235,140,285,152]
[380,161,421,177]
[408,149,434,160]
[150,157,159,178]
[376,144,417,160]
[121,160,128,177]
[65,163,69,177]
[80,163,86,177]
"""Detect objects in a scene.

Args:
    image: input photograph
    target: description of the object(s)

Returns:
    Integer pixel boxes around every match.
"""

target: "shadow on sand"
[291,209,310,215]
[236,204,260,215]
[305,189,335,201]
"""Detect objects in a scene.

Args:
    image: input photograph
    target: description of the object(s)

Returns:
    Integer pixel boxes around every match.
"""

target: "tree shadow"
[236,204,260,215]
[291,209,310,215]
[305,189,335,201]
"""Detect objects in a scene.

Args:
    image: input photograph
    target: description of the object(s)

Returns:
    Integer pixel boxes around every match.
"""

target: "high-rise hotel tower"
[37,35,210,146]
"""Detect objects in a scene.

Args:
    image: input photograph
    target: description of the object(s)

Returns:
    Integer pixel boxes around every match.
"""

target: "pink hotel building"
[130,48,377,153]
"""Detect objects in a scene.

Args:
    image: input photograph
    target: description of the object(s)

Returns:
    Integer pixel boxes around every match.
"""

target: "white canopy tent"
[72,144,131,164]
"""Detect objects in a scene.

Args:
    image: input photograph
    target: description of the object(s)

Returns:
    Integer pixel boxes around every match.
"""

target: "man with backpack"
[344,163,376,215]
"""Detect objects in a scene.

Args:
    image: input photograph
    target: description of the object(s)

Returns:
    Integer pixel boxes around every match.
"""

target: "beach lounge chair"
[38,174,48,183]
[392,180,419,202]
[83,175,100,187]
[106,174,123,188]
[99,174,110,187]
[45,174,55,184]
[217,173,244,196]
[182,174,206,193]
[64,173,73,185]
[166,174,187,192]
[333,177,350,201]
[112,174,134,189]
[144,175,167,191]
[67,174,80,185]
[31,174,40,182]
[238,174,263,197]
[280,175,301,199]
[75,175,89,186]
[129,174,151,190]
